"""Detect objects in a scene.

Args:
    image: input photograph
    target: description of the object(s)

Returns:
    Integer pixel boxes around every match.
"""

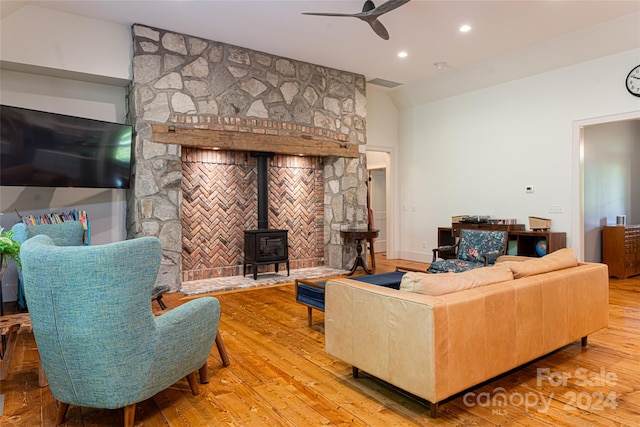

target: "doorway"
[366,149,392,256]
[574,111,640,262]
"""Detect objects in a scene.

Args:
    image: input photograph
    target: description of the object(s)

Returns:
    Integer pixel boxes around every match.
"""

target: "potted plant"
[0,227,21,268]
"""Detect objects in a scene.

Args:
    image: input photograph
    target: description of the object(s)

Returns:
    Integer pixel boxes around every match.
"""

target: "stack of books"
[18,209,90,244]
[21,209,88,228]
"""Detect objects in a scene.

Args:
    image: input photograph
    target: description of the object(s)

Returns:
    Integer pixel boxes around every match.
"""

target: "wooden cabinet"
[451,222,525,237]
[508,231,566,257]
[438,225,566,259]
[603,225,640,279]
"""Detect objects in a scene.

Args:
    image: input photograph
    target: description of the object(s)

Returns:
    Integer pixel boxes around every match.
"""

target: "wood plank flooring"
[1,255,639,426]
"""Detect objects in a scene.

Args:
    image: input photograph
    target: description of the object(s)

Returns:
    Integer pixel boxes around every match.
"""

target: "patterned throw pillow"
[457,230,505,263]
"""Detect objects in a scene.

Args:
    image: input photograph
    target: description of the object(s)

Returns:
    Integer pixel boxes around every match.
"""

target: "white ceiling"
[2,1,639,107]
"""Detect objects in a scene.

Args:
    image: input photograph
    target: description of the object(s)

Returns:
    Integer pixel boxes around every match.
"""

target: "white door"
[370,168,387,253]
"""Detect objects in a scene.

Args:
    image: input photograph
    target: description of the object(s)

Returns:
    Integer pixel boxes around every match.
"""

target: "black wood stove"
[243,152,290,280]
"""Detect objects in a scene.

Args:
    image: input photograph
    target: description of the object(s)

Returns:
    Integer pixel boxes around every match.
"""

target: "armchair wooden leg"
[123,404,136,427]
[186,371,200,395]
[215,330,230,366]
[55,401,69,426]
[38,355,48,387]
[199,361,209,384]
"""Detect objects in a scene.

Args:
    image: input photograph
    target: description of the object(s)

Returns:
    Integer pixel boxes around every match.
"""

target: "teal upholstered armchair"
[12,221,85,310]
[428,229,508,273]
[20,234,220,427]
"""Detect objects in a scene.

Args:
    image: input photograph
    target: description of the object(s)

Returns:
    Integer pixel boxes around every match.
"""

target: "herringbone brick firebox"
[181,148,324,281]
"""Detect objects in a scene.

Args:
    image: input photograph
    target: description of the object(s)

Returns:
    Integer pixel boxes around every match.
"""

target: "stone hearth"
[127,24,368,291]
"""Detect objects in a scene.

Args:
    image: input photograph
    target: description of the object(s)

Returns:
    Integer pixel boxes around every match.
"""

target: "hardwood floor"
[2,255,639,426]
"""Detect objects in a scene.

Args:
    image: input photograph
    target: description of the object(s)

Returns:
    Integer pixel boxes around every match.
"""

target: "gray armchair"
[20,234,221,427]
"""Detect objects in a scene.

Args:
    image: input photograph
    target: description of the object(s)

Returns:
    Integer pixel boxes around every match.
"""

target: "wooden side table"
[0,313,47,387]
[340,229,379,275]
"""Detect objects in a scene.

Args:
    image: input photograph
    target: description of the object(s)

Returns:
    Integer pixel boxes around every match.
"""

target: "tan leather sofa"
[324,261,609,416]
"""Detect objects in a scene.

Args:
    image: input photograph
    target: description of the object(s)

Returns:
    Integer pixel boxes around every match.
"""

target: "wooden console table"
[509,230,566,257]
[340,229,379,275]
[440,225,566,258]
[451,222,526,237]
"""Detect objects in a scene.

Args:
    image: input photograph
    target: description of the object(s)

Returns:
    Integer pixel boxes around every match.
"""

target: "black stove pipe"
[252,152,274,230]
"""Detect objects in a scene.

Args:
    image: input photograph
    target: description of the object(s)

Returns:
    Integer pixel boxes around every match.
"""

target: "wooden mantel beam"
[151,125,360,158]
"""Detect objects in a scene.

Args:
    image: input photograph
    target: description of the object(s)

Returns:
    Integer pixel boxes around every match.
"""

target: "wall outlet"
[548,205,564,214]
[422,241,427,249]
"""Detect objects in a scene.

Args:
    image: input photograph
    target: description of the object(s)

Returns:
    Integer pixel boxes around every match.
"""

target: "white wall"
[1,5,131,81]
[365,85,399,257]
[394,48,640,262]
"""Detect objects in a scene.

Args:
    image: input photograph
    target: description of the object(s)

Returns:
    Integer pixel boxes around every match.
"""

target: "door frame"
[366,146,397,259]
[368,167,387,253]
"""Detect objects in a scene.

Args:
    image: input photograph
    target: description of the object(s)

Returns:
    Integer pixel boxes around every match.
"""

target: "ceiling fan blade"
[362,0,376,13]
[302,0,409,40]
[302,12,356,18]
[368,18,390,40]
[368,0,412,17]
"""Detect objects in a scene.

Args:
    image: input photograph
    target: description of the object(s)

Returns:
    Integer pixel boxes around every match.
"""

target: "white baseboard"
[397,251,430,264]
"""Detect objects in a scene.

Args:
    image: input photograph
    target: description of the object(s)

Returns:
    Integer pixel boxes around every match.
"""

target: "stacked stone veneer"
[127,24,368,291]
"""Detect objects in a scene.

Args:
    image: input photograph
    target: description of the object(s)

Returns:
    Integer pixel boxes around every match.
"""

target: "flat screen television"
[0,105,133,189]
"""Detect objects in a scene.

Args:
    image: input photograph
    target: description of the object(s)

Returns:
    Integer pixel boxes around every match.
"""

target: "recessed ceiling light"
[459,24,471,33]
[398,51,408,58]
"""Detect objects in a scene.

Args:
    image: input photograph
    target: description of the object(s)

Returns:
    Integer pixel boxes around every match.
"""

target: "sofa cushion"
[500,248,578,279]
[399,264,513,296]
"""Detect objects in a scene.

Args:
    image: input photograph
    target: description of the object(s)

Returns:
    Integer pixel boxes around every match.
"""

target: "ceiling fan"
[302,0,411,40]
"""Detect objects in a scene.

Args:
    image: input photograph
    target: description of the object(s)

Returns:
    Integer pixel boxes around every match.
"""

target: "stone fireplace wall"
[127,24,368,290]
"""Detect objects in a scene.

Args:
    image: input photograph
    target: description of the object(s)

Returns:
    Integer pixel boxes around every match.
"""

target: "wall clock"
[626,65,640,97]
